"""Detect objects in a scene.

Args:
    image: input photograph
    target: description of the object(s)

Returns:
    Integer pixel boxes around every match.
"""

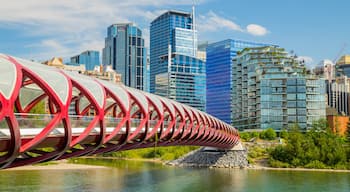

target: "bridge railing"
[0,113,168,138]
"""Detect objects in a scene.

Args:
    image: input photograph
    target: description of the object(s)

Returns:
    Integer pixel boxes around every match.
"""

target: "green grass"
[100,146,199,161]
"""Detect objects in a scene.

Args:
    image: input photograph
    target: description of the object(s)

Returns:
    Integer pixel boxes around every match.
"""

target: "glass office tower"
[206,39,270,124]
[150,10,206,111]
[232,46,326,131]
[70,50,100,71]
[102,23,147,91]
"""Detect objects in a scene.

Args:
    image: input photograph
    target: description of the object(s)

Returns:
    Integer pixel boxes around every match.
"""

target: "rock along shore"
[167,147,249,168]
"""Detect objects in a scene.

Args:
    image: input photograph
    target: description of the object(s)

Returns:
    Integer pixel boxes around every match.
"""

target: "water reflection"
[0,159,349,192]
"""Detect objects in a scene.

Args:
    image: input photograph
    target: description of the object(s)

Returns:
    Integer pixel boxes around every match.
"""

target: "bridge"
[0,54,240,169]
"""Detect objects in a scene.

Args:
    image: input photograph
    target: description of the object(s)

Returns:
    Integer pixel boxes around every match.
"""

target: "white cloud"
[246,24,269,36]
[0,0,198,60]
[0,1,268,60]
[197,11,269,38]
[198,11,243,32]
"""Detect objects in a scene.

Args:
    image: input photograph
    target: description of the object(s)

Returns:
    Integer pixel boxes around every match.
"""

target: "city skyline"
[1,0,350,68]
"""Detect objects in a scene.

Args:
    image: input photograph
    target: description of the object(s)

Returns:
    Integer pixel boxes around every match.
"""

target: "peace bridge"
[0,54,240,169]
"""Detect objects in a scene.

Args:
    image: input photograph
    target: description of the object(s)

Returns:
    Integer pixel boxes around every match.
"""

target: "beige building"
[84,65,122,84]
[42,57,121,84]
[42,57,85,72]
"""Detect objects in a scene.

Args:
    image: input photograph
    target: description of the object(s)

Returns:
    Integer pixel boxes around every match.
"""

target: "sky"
[0,0,349,68]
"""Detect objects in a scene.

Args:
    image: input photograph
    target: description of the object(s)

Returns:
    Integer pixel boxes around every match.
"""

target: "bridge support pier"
[202,142,245,152]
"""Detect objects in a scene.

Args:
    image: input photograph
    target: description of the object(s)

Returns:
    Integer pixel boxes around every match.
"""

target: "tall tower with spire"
[150,9,206,111]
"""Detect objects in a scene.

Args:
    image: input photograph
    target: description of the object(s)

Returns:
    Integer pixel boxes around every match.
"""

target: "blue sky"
[0,0,349,68]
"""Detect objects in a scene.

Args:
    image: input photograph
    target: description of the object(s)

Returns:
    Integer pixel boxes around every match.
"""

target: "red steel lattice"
[0,54,240,169]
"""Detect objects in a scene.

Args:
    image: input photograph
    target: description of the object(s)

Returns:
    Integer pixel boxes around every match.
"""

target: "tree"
[280,129,289,139]
[269,122,348,168]
[311,118,329,132]
[260,128,277,140]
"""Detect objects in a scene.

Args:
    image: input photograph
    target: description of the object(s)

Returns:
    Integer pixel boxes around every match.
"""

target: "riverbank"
[247,163,350,173]
[4,156,350,173]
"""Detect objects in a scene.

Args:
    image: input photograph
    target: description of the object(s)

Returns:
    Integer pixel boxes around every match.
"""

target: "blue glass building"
[102,23,147,91]
[70,50,100,71]
[150,10,206,111]
[232,46,326,131]
[206,39,270,124]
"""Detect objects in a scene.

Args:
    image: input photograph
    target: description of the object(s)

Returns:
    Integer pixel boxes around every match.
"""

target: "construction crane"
[333,43,347,64]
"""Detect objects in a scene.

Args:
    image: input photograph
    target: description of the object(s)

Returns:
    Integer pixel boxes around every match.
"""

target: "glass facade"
[102,23,147,91]
[70,50,100,71]
[232,46,326,131]
[150,10,206,111]
[326,80,350,116]
[206,39,270,124]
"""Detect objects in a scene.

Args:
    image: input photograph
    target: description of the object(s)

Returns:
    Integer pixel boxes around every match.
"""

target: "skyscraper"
[70,50,100,71]
[102,23,147,91]
[206,39,270,124]
[232,46,326,131]
[150,9,206,111]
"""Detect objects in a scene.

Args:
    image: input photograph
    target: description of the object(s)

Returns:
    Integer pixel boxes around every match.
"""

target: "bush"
[239,132,250,141]
[304,160,327,169]
[280,130,289,139]
[161,153,175,161]
[260,128,277,140]
[250,132,260,139]
[268,158,290,168]
[334,163,349,170]
[269,120,350,169]
[248,146,268,158]
[247,157,255,164]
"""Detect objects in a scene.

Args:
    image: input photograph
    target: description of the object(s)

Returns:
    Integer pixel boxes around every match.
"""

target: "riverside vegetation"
[100,146,199,161]
[97,119,350,170]
[242,119,350,170]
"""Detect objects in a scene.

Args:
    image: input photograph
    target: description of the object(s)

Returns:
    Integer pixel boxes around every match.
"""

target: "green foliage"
[248,146,268,159]
[268,158,290,168]
[35,161,58,166]
[0,119,8,128]
[304,160,327,169]
[259,128,277,140]
[247,157,255,164]
[239,132,250,141]
[269,119,349,169]
[311,118,329,132]
[29,101,46,114]
[280,129,289,139]
[239,131,263,142]
[101,146,199,161]
[250,132,260,138]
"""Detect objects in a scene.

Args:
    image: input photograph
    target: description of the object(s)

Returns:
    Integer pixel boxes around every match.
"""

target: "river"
[0,158,349,192]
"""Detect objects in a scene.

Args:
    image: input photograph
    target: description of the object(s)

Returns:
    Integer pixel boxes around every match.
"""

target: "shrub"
[161,153,175,161]
[260,128,277,140]
[304,160,327,169]
[250,132,260,139]
[280,129,289,139]
[248,146,267,158]
[268,158,290,168]
[239,132,250,141]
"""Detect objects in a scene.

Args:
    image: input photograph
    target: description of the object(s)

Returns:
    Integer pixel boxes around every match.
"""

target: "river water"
[0,158,349,192]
